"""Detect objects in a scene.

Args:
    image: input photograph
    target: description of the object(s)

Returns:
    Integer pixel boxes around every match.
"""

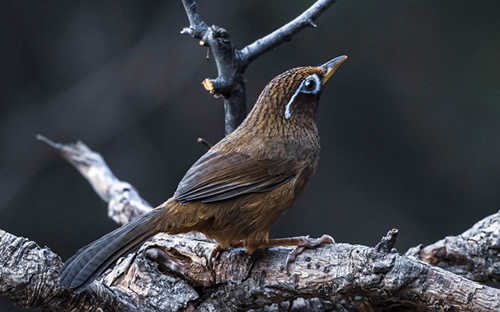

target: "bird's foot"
[285,234,335,268]
[208,241,244,267]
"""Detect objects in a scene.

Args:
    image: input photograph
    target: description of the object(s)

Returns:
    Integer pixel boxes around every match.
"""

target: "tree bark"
[1,138,499,311]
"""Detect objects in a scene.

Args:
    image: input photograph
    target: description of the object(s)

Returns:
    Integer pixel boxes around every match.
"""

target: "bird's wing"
[174,151,295,204]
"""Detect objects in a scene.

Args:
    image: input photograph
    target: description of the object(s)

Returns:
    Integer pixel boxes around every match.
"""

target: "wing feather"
[174,151,294,205]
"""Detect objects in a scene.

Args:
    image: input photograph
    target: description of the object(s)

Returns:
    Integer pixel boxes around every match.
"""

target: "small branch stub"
[196,137,212,149]
[202,78,216,95]
[375,228,399,253]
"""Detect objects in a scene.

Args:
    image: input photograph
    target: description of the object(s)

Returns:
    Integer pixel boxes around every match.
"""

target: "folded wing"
[174,151,295,204]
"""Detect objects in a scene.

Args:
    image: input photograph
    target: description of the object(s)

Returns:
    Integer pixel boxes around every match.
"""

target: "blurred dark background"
[1,0,499,310]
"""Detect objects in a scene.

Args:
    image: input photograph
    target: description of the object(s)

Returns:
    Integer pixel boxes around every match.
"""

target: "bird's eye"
[301,74,320,94]
[304,79,315,91]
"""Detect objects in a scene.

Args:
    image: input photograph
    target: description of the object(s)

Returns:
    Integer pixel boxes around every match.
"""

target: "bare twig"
[36,134,152,225]
[180,0,337,135]
[239,0,337,64]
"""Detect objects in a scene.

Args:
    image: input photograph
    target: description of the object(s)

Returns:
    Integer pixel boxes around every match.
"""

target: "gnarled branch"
[1,137,500,311]
[0,229,137,311]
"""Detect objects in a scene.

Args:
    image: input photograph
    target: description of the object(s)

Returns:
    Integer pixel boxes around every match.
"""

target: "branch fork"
[181,0,337,135]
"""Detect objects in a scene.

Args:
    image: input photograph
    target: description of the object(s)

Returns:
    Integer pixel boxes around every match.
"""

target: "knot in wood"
[209,25,229,38]
[375,229,399,253]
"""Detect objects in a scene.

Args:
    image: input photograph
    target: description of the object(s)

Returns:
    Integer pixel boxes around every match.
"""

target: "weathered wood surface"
[1,138,499,311]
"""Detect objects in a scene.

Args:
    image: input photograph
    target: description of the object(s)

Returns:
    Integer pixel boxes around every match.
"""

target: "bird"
[60,55,348,292]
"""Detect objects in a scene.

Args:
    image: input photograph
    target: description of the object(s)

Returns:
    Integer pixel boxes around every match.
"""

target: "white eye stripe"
[284,74,321,120]
[285,88,300,119]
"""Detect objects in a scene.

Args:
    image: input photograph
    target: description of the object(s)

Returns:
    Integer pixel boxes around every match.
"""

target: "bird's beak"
[320,55,348,85]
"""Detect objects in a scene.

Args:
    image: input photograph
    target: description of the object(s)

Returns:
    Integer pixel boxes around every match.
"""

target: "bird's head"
[247,55,347,129]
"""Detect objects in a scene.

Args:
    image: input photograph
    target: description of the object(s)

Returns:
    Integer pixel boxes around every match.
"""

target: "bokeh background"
[1,0,499,310]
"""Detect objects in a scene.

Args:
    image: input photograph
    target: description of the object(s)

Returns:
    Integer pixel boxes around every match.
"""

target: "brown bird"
[60,55,348,291]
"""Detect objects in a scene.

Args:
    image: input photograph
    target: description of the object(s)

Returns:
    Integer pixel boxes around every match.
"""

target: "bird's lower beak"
[320,55,348,85]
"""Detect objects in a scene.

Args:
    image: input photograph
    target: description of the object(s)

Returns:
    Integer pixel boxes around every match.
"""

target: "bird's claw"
[285,234,335,269]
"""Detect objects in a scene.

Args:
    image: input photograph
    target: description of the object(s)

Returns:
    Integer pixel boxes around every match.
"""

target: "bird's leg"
[212,235,334,267]
[256,235,335,267]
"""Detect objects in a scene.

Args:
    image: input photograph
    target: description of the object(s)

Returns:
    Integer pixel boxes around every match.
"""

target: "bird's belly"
[192,181,296,247]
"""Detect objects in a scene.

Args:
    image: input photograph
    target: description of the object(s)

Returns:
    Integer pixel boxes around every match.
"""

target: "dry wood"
[1,138,499,311]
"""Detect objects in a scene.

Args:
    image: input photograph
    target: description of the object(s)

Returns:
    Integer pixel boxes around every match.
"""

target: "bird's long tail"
[59,208,161,292]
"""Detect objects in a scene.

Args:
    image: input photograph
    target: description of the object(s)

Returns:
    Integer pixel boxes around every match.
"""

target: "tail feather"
[60,209,160,292]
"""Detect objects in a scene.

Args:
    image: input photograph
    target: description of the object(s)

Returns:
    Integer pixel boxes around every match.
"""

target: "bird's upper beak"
[320,55,348,85]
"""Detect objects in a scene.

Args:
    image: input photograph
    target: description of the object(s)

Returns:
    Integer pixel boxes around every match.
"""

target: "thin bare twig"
[240,0,337,64]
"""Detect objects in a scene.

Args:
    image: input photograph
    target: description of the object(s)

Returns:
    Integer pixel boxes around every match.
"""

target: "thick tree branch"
[0,229,138,311]
[3,224,500,311]
[143,233,500,311]
[1,137,499,311]
[180,0,337,134]
[407,210,500,284]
